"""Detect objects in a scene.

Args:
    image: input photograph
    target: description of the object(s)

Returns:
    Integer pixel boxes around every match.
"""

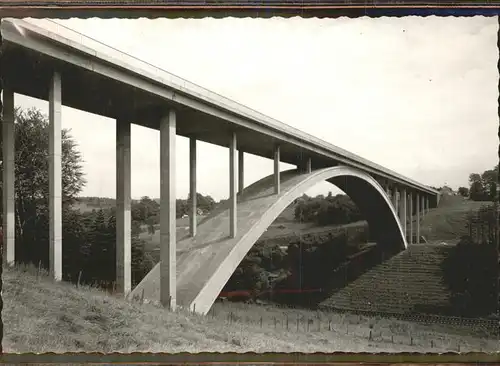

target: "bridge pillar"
[238,150,244,194]
[421,194,425,233]
[408,192,413,244]
[416,193,420,244]
[2,86,15,267]
[399,188,407,240]
[189,137,197,237]
[229,132,237,238]
[306,157,312,174]
[116,119,132,295]
[391,187,398,214]
[425,196,429,215]
[160,109,177,310]
[274,145,280,195]
[49,71,62,281]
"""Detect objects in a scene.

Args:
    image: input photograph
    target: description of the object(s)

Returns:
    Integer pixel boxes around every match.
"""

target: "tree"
[457,187,469,197]
[0,107,86,267]
[468,166,498,201]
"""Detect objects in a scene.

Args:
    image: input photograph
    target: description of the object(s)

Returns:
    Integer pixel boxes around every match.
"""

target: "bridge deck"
[0,17,438,196]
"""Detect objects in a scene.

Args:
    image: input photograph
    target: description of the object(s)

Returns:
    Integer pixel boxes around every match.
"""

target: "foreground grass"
[3,266,498,354]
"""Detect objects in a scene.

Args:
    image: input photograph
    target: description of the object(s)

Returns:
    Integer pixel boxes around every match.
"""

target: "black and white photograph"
[0,12,499,354]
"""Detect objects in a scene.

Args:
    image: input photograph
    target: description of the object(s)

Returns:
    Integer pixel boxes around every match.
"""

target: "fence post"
[328,320,331,331]
[286,315,289,330]
[141,288,145,303]
[260,316,263,328]
[296,315,299,331]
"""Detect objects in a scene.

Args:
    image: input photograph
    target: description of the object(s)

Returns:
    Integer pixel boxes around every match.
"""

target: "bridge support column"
[2,86,15,267]
[421,194,425,234]
[408,192,413,244]
[49,71,62,281]
[425,196,429,215]
[391,187,398,214]
[160,110,177,310]
[189,137,197,237]
[306,157,312,174]
[229,132,237,238]
[274,145,280,195]
[399,188,407,241]
[416,193,420,244]
[116,119,132,295]
[238,150,244,194]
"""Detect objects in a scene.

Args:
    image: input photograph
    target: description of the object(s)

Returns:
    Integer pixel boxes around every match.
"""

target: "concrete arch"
[131,166,408,315]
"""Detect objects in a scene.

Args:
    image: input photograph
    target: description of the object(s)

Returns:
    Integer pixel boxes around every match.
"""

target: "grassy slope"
[3,265,498,353]
[420,194,491,242]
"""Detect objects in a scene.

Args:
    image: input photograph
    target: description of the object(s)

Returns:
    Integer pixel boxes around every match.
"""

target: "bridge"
[1,18,439,315]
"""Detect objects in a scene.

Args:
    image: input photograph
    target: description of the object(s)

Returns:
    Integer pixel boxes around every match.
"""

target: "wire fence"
[204,302,499,351]
[202,304,498,352]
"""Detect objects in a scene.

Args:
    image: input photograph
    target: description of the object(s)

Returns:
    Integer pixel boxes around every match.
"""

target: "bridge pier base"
[116,119,132,295]
[49,71,63,282]
[160,110,177,310]
[229,132,237,238]
[274,145,280,195]
[2,86,15,267]
[189,137,197,237]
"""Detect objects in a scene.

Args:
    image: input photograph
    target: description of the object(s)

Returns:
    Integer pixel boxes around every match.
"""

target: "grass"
[3,265,499,353]
[420,194,492,242]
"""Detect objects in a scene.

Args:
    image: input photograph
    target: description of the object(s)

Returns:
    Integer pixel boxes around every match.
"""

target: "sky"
[13,16,499,201]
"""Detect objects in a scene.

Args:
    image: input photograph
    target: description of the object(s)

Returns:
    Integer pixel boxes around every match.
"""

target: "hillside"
[3,265,498,353]
[419,194,491,242]
[318,243,495,318]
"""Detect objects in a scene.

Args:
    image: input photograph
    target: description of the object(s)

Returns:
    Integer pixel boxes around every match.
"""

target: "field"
[3,265,498,354]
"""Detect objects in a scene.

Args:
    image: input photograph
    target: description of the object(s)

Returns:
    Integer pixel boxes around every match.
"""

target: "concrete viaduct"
[1,18,440,315]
